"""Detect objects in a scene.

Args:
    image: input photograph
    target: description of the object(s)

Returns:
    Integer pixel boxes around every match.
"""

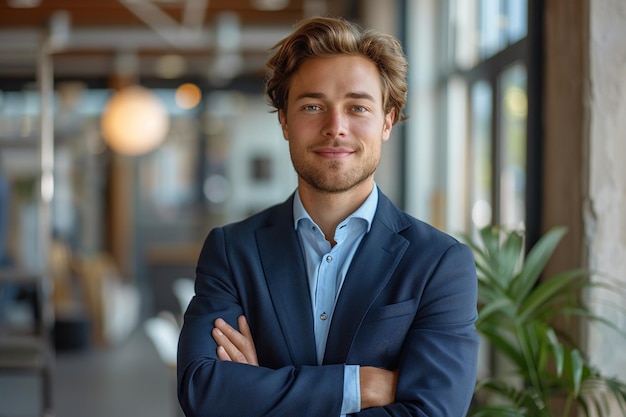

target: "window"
[405,0,538,240]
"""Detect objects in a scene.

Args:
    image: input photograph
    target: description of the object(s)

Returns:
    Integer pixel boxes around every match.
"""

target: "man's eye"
[352,106,367,112]
[304,105,321,111]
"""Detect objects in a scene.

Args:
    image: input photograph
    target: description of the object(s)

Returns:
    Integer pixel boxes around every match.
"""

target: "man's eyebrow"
[345,91,376,101]
[294,92,325,101]
[293,91,376,101]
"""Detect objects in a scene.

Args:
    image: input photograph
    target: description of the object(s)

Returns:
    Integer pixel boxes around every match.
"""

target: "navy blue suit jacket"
[177,190,479,416]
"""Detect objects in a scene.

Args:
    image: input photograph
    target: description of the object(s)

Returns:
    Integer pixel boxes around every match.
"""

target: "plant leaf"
[477,296,517,325]
[465,225,626,417]
[498,230,524,286]
[510,227,567,302]
[478,325,525,368]
[517,269,589,324]
[545,327,564,377]
[569,349,584,396]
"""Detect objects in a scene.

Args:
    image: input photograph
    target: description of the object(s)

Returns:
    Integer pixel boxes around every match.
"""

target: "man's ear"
[279,110,288,140]
[382,109,395,141]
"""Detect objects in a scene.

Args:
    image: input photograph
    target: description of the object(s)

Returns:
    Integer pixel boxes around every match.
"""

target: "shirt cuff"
[341,364,361,415]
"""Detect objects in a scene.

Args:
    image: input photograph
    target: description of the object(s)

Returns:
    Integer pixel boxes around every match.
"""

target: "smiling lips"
[314,147,355,159]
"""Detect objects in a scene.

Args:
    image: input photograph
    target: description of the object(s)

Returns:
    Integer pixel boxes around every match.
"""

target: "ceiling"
[0,0,357,84]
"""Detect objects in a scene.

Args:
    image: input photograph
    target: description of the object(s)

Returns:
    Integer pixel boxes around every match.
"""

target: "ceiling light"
[175,83,202,110]
[251,0,289,11]
[101,86,170,156]
[8,0,42,8]
[155,54,187,79]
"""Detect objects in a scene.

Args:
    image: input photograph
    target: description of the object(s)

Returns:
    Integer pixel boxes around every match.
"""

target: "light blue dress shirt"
[293,186,378,416]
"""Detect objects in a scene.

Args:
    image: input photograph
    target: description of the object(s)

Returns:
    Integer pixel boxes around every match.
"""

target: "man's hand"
[212,317,397,409]
[360,366,398,409]
[212,315,259,366]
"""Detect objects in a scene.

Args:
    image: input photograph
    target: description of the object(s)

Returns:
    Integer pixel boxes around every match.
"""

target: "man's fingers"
[211,327,232,361]
[237,315,259,365]
[212,325,247,363]
[215,318,251,352]
[216,345,232,361]
[212,317,259,366]
[238,315,253,340]
[214,318,238,339]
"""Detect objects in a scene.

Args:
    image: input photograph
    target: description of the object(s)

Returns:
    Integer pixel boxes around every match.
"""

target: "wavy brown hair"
[265,16,408,124]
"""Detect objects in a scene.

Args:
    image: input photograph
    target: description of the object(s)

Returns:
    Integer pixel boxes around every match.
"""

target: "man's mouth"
[314,147,354,159]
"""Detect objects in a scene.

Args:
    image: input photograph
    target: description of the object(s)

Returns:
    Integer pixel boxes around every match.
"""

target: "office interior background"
[0,0,624,416]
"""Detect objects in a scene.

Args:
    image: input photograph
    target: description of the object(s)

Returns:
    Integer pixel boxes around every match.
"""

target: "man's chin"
[301,175,371,195]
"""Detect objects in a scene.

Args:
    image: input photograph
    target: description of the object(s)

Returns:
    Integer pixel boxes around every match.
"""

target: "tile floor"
[0,327,180,417]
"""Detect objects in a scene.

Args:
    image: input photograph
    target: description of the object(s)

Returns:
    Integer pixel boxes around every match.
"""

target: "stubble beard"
[291,150,379,194]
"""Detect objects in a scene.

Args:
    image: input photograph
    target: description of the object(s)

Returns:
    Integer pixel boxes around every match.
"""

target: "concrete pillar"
[586,0,626,389]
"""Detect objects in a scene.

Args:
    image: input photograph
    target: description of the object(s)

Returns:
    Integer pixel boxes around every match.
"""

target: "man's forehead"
[287,56,383,101]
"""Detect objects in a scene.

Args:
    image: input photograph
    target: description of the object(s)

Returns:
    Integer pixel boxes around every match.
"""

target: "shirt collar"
[293,185,378,233]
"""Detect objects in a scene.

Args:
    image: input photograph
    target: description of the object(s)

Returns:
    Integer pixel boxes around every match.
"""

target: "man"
[177,16,479,416]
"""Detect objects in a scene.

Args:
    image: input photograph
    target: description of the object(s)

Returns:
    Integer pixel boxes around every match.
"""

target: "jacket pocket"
[365,299,416,322]
[350,299,417,368]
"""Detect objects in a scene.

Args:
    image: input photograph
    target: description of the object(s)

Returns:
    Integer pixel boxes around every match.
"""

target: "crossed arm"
[212,315,398,410]
[179,226,480,416]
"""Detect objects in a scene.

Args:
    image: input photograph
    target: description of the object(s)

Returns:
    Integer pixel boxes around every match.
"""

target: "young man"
[177,16,479,416]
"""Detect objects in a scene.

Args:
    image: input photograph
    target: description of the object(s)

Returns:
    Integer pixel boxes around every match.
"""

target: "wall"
[586,0,626,386]
[545,0,626,403]
[543,0,588,275]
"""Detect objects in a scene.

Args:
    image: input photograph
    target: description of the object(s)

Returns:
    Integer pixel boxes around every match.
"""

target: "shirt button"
[320,312,328,321]
[326,255,332,263]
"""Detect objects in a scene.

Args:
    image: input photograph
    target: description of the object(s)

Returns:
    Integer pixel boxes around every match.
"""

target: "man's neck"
[297,180,374,245]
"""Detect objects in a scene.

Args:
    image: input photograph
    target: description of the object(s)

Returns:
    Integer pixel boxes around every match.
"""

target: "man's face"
[279,55,394,194]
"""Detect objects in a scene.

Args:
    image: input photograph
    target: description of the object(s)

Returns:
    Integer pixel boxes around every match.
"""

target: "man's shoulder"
[220,196,293,234]
[376,192,460,247]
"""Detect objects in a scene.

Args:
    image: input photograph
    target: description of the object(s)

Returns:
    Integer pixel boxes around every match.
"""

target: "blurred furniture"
[74,253,140,347]
[144,277,193,417]
[144,311,179,369]
[0,268,54,417]
[172,277,194,318]
[145,277,194,368]
[145,243,198,317]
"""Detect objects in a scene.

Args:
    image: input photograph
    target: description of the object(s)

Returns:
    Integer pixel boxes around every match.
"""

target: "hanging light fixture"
[175,83,202,110]
[100,85,170,156]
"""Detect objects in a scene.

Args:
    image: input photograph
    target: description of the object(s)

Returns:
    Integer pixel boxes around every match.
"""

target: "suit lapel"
[256,198,318,366]
[323,194,410,364]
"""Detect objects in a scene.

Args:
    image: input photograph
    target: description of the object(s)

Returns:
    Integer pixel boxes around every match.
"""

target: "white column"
[586,0,626,393]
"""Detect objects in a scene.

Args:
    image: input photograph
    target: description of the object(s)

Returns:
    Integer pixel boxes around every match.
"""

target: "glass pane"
[451,0,479,69]
[477,0,527,60]
[478,0,506,59]
[470,81,493,233]
[450,0,527,68]
[446,76,468,233]
[506,0,527,44]
[498,63,527,230]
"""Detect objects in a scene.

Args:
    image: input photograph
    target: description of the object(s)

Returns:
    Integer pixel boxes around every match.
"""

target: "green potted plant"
[462,226,626,416]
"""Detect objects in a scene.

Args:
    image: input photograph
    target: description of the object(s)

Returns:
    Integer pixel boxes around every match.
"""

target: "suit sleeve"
[177,226,345,417]
[353,242,480,417]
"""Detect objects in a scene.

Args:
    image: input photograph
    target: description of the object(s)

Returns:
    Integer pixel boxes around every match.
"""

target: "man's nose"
[321,108,348,138]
